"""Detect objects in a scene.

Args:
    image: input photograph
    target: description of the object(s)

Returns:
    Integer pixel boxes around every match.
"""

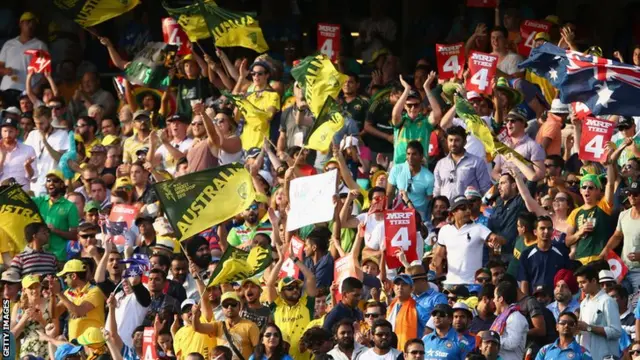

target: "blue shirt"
[413,288,447,318]
[323,301,363,332]
[389,162,435,220]
[547,298,581,320]
[302,252,334,288]
[535,339,592,360]
[458,332,476,353]
[421,327,467,360]
[517,245,571,294]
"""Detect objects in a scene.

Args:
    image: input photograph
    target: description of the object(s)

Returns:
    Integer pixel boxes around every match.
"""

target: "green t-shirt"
[342,96,369,131]
[172,76,213,118]
[568,198,614,264]
[227,222,273,247]
[363,100,394,154]
[507,235,537,277]
[32,195,80,261]
[393,113,434,164]
[615,137,640,167]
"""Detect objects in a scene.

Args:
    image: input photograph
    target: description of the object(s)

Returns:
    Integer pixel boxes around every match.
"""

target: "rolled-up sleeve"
[603,297,623,340]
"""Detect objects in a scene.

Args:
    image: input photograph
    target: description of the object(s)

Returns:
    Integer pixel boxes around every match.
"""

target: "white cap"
[181,298,196,310]
[550,99,570,114]
[258,170,274,187]
[598,270,616,283]
[340,135,360,154]
[2,106,21,116]
[466,91,482,101]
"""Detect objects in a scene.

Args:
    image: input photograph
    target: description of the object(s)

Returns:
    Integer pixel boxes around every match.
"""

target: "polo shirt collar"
[429,326,457,341]
[415,287,435,299]
[550,338,580,351]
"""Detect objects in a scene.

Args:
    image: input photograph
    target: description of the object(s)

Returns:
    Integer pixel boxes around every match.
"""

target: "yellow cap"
[220,291,241,304]
[545,15,560,25]
[46,169,64,181]
[277,276,303,292]
[114,177,132,189]
[57,259,86,277]
[183,54,194,61]
[20,12,37,22]
[241,278,262,288]
[77,327,105,346]
[21,274,40,289]
[74,134,84,143]
[534,32,550,42]
[102,135,121,146]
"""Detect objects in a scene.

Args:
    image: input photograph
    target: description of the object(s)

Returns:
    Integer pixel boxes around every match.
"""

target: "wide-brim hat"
[495,77,523,108]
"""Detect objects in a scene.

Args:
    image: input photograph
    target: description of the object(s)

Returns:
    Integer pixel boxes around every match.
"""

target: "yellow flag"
[291,55,347,118]
[306,97,345,152]
[53,0,140,27]
[0,185,43,257]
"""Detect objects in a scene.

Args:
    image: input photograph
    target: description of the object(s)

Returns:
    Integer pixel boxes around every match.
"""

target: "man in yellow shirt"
[50,259,105,340]
[173,299,216,360]
[193,292,260,360]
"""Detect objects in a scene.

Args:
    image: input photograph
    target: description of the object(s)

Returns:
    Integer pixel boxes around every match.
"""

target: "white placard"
[286,169,338,231]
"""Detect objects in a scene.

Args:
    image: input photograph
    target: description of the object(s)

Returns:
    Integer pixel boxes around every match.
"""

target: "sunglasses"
[409,351,425,355]
[567,180,579,186]
[365,313,381,318]
[581,185,596,191]
[476,277,491,283]
[79,233,97,239]
[557,320,575,327]
[544,163,558,168]
[406,103,420,109]
[251,71,266,76]
[432,311,448,318]
[553,197,568,202]
[222,302,239,309]
[630,349,640,356]
[191,121,203,126]
[263,332,279,338]
[282,286,299,292]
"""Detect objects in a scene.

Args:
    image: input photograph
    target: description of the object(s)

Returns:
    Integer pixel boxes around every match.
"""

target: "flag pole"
[178,241,206,299]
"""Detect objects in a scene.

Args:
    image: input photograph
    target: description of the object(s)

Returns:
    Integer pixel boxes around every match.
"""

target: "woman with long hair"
[10,275,52,359]
[198,106,243,165]
[249,323,292,360]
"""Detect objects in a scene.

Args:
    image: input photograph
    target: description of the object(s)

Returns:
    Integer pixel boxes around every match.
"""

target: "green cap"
[84,200,101,212]
[580,174,602,190]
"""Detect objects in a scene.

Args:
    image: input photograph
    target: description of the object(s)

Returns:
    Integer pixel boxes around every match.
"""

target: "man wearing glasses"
[421,304,468,359]
[536,311,592,359]
[225,200,273,248]
[359,319,403,360]
[32,170,79,262]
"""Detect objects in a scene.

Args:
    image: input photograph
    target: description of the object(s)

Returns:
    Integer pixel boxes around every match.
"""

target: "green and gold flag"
[162,0,269,53]
[125,42,177,90]
[0,185,43,257]
[207,245,272,287]
[52,0,140,27]
[291,54,347,118]
[306,97,345,152]
[154,163,256,242]
[222,90,272,124]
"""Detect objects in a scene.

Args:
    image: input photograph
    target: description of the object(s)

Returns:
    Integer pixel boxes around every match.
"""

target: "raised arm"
[216,48,239,81]
[265,248,285,303]
[296,257,318,297]
[332,143,360,190]
[340,190,361,229]
[99,37,128,70]
[510,168,548,216]
[423,72,442,126]
[392,76,411,127]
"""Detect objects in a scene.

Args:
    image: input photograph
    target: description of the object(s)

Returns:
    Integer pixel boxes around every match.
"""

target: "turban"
[554,269,579,294]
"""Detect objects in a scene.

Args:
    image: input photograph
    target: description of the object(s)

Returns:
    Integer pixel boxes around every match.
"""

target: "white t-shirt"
[497,53,524,76]
[0,37,48,91]
[155,137,194,175]
[437,222,492,285]
[357,213,384,250]
[106,291,149,349]
[25,129,69,195]
[358,348,402,360]
[0,142,36,190]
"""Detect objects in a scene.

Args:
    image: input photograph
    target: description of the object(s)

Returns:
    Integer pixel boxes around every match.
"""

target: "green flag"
[52,0,140,27]
[291,54,347,118]
[125,42,177,90]
[206,245,272,287]
[0,184,43,256]
[153,163,255,242]
[305,96,345,152]
[162,0,269,53]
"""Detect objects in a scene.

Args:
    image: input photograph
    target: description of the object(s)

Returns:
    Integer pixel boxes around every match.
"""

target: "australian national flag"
[518,43,640,116]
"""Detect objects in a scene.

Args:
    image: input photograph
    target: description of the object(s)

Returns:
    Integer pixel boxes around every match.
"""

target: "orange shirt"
[536,114,563,156]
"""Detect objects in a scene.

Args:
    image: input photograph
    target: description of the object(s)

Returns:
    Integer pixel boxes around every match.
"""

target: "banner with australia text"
[52,0,140,27]
[207,244,272,287]
[0,184,43,258]
[154,163,256,242]
[125,42,178,90]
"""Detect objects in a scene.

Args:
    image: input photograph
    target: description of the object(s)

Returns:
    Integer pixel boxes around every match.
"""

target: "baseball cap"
[54,343,83,360]
[57,259,87,277]
[618,116,635,130]
[241,278,262,287]
[76,327,105,346]
[431,303,453,316]
[46,169,64,181]
[534,32,550,42]
[466,91,482,102]
[532,284,552,297]
[452,302,473,318]
[84,200,101,213]
[550,99,570,114]
[22,274,40,289]
[278,276,303,292]
[449,195,470,212]
[626,181,640,195]
[0,117,18,129]
[133,110,150,121]
[481,330,501,344]
[114,177,132,189]
[2,106,20,117]
[444,285,470,299]
[1,269,21,284]
[180,299,196,313]
[464,186,482,199]
[506,107,528,123]
[393,274,414,286]
[220,291,241,304]
[134,215,154,227]
[598,270,616,283]
[407,90,421,101]
[20,12,37,22]
[167,114,190,124]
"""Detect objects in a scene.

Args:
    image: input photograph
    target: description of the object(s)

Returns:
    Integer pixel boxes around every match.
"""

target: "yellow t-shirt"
[271,295,315,360]
[65,283,105,340]
[240,90,280,150]
[210,319,260,360]
[122,134,149,164]
[173,324,216,360]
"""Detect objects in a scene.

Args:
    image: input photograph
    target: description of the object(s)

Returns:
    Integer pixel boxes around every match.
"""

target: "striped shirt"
[10,246,58,277]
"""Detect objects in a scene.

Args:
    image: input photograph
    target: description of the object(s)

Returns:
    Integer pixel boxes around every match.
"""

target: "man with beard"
[537,311,592,359]
[123,110,152,164]
[471,284,497,333]
[0,116,36,190]
[227,201,273,248]
[150,253,187,304]
[328,319,369,360]
[359,319,403,360]
[50,259,105,340]
[169,255,199,302]
[403,339,425,360]
[433,125,492,200]
[25,105,69,195]
[267,255,317,360]
[452,302,476,352]
[341,72,369,132]
[488,173,527,260]
[239,278,271,329]
[152,114,193,175]
[75,116,100,154]
[32,170,79,262]
[324,277,364,331]
[547,269,580,320]
[143,268,179,326]
[186,235,211,280]
[421,304,468,359]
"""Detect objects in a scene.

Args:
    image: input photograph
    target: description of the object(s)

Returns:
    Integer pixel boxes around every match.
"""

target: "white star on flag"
[595,82,616,108]
[549,67,558,81]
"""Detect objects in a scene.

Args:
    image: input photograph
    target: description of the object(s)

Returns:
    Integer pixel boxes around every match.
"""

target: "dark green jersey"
[342,96,369,131]
[507,235,537,277]
[568,198,615,264]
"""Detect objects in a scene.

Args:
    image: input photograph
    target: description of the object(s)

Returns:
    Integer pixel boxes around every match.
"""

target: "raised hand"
[399,75,411,90]
[424,71,437,89]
